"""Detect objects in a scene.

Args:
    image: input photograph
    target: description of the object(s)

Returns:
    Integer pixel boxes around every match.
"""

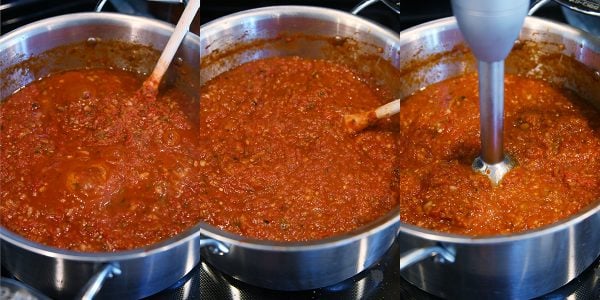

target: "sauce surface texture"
[0,57,399,251]
[399,74,600,235]
[198,57,399,241]
[1,69,204,251]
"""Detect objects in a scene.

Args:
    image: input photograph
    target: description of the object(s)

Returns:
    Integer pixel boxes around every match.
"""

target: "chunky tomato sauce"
[1,69,204,251]
[199,57,399,241]
[400,74,600,236]
[1,57,399,251]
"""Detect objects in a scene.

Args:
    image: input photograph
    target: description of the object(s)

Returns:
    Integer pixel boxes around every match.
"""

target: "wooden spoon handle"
[144,0,200,96]
[374,99,400,118]
[344,99,400,133]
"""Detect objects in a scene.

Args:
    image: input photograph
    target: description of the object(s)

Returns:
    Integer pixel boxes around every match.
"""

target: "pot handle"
[76,263,122,300]
[200,238,230,256]
[352,0,401,15]
[399,245,455,271]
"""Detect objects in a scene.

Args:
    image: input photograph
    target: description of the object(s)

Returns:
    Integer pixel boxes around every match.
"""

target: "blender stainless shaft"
[478,61,504,164]
[451,0,528,185]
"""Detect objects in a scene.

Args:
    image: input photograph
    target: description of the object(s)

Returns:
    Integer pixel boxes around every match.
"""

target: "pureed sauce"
[399,73,600,235]
[0,57,399,251]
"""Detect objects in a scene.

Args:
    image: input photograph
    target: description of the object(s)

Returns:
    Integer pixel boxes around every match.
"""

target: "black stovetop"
[196,241,400,300]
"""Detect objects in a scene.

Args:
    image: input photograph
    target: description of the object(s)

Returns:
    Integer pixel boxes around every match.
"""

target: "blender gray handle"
[400,245,455,271]
[200,238,230,256]
[77,263,122,300]
[352,0,400,15]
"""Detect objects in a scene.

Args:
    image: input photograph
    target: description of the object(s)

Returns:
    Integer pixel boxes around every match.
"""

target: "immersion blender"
[450,0,529,186]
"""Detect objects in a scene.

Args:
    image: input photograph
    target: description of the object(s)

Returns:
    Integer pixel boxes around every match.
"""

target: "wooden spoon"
[344,99,399,133]
[138,0,200,101]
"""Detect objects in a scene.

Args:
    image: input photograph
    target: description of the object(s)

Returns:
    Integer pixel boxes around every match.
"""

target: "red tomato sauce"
[198,56,399,241]
[1,57,399,251]
[399,74,600,236]
[1,69,204,251]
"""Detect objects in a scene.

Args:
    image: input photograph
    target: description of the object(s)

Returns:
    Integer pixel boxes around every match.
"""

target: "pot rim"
[400,201,600,244]
[0,12,206,261]
[0,223,202,261]
[199,207,400,251]
[398,16,600,60]
[0,12,188,52]
[398,16,600,244]
[199,5,401,50]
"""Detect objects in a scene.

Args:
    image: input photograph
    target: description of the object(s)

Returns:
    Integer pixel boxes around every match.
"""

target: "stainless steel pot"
[398,16,600,299]
[0,12,203,299]
[198,6,401,291]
